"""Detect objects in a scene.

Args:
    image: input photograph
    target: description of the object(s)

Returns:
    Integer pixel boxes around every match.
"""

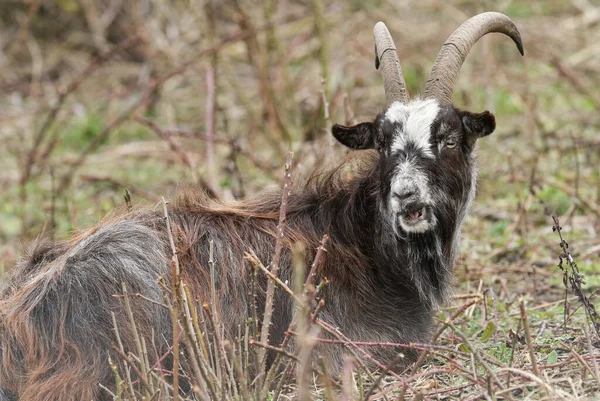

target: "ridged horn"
[423,12,524,104]
[373,22,409,106]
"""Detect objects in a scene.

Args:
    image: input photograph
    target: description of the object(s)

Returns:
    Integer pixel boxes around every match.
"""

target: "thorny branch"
[552,215,600,340]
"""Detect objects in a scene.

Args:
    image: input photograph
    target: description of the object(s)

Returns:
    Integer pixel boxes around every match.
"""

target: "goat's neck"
[313,178,459,307]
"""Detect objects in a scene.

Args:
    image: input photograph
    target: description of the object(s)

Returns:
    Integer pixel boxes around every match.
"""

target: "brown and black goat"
[0,12,523,401]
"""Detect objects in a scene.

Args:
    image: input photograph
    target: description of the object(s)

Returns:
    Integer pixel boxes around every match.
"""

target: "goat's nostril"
[393,190,416,201]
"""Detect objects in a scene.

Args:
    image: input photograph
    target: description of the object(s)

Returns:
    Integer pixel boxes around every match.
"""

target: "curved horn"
[373,22,409,106]
[423,12,524,104]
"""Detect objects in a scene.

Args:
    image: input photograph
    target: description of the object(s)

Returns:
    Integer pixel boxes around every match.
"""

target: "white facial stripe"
[388,160,437,234]
[385,99,440,159]
[390,161,433,206]
[395,159,415,176]
[384,99,441,234]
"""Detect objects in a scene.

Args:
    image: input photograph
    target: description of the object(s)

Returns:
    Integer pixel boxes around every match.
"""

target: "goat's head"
[332,12,523,235]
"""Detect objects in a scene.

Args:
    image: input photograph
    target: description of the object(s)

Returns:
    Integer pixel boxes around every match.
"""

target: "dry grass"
[1,0,600,399]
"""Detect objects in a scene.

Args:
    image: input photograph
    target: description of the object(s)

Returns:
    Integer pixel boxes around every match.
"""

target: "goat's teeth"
[405,208,426,222]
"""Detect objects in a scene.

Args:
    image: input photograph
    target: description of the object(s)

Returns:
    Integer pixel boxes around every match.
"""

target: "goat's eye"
[446,139,457,149]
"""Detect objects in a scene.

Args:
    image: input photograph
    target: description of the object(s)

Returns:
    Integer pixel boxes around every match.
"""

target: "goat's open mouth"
[404,207,426,225]
[397,205,433,233]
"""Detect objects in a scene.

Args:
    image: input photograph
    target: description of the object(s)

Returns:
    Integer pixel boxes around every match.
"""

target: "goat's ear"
[460,110,496,148]
[332,122,376,150]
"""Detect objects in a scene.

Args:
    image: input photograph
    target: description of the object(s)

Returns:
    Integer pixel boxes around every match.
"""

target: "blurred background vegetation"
[0,0,599,398]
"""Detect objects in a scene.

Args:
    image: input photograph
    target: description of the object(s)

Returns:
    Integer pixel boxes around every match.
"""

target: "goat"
[0,12,523,401]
